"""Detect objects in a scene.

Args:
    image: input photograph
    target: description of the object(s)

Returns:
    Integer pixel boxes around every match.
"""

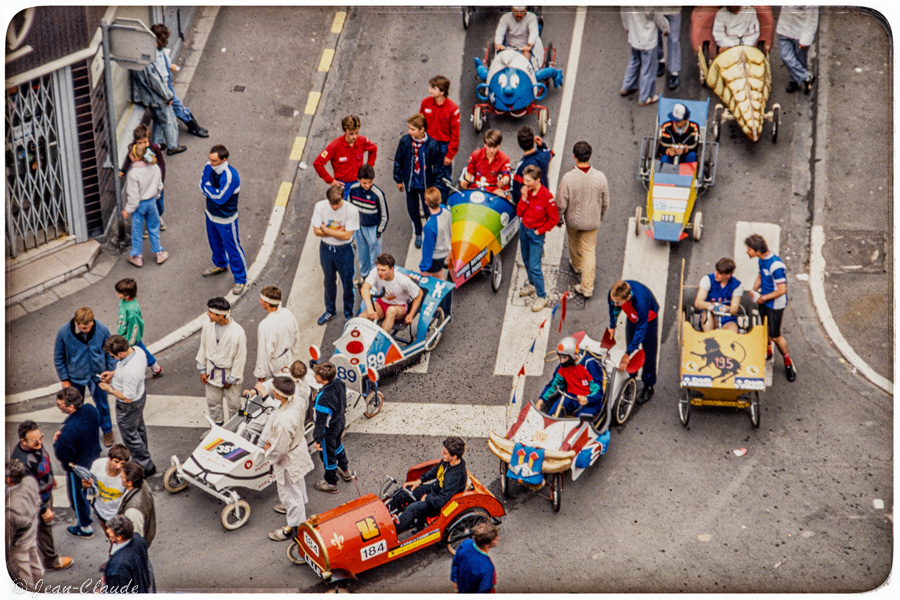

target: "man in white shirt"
[197,296,247,425]
[494,7,544,70]
[776,6,818,94]
[99,336,155,477]
[254,286,300,382]
[713,6,761,50]
[620,8,670,106]
[314,185,361,325]
[361,253,424,333]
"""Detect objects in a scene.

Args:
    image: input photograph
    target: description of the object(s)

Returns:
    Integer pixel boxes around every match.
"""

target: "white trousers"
[277,470,308,528]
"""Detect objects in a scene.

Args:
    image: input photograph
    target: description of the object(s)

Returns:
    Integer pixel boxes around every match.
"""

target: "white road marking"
[286,222,329,359]
[7,395,214,429]
[494,6,588,377]
[350,402,507,438]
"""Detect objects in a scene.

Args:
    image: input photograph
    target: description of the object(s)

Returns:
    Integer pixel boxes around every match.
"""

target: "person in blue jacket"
[536,336,606,419]
[200,144,248,295]
[53,307,117,447]
[419,187,451,279]
[311,362,353,493]
[394,113,444,248]
[607,279,659,404]
[53,387,102,539]
[511,126,553,205]
[451,522,499,593]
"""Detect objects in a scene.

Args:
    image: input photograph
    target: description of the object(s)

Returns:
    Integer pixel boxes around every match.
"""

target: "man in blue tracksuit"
[311,362,353,493]
[511,126,553,205]
[200,144,248,296]
[394,113,443,248]
[53,387,102,538]
[607,279,659,404]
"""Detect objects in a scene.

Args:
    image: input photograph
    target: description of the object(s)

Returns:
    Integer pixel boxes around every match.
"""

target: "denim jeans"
[135,340,157,368]
[166,78,193,123]
[131,198,164,257]
[149,103,179,147]
[779,37,811,83]
[156,189,165,217]
[623,47,657,103]
[520,226,547,298]
[320,242,356,318]
[656,13,682,73]
[406,189,427,235]
[354,226,381,280]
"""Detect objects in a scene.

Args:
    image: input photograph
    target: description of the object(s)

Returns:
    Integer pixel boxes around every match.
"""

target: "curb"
[5,7,352,407]
[807,13,892,396]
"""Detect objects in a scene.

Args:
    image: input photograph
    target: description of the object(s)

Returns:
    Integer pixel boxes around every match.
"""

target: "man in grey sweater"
[556,141,610,299]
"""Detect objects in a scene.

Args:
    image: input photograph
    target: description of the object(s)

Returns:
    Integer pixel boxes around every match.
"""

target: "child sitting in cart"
[694,257,743,333]
[240,361,314,446]
[460,129,511,195]
[657,103,699,165]
[535,336,606,420]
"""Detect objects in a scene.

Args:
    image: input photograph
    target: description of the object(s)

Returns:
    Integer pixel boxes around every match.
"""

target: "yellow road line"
[318,48,335,72]
[304,91,321,115]
[290,136,307,162]
[275,181,293,208]
[331,11,346,34]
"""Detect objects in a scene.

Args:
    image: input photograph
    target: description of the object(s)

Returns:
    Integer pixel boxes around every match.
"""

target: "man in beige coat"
[6,459,43,591]
[556,141,610,298]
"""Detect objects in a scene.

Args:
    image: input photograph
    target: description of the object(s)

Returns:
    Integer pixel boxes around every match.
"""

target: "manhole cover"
[233,85,245,92]
[275,105,296,117]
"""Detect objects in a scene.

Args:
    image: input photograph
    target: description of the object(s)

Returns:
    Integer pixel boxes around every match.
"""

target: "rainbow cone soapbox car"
[488,331,644,512]
[637,97,719,243]
[287,461,505,583]
[691,6,781,143]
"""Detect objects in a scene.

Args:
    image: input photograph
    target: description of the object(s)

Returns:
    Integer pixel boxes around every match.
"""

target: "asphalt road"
[6,6,892,594]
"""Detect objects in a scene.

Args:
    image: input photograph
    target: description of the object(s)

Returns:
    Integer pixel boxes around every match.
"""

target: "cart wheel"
[221,499,251,530]
[489,252,503,293]
[679,389,691,427]
[538,108,549,136]
[771,104,781,144]
[549,472,562,512]
[286,540,305,565]
[713,107,723,142]
[364,390,384,418]
[473,106,484,133]
[634,206,643,236]
[614,378,638,425]
[163,465,189,493]
[462,7,473,29]
[499,460,510,497]
[692,211,703,241]
[424,307,445,352]
[750,391,760,428]
[446,508,491,555]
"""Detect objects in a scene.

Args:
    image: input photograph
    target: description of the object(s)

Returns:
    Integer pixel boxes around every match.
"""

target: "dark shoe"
[656,61,665,77]
[785,364,797,382]
[143,465,157,478]
[274,503,287,514]
[314,479,339,493]
[166,145,187,156]
[102,431,114,447]
[667,73,680,90]
[268,526,294,541]
[414,234,423,249]
[338,468,355,482]
[803,73,815,95]
[186,117,209,138]
[51,557,74,570]
[636,385,655,405]
[785,80,800,94]
[202,265,228,277]
[66,525,93,539]
[619,88,638,97]
[151,366,164,379]
[317,312,336,326]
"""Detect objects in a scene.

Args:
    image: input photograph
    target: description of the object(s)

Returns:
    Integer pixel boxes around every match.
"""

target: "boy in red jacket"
[419,75,460,202]
[313,115,378,195]
[516,164,558,312]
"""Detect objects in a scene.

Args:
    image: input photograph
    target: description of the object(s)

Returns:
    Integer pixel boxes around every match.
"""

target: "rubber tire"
[714,108,722,142]
[286,540,304,565]
[550,472,562,512]
[163,465,189,493]
[538,108,549,136]
[364,390,384,418]
[446,508,491,555]
[614,378,638,425]
[473,105,484,133]
[221,499,251,530]
[771,105,781,144]
[679,389,691,427]
[692,211,703,241]
[490,252,502,293]
[750,391,760,428]
[499,460,510,497]
[634,206,642,236]
[424,307,445,352]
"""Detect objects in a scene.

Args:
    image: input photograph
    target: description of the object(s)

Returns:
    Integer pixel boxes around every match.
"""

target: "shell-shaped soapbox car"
[488,331,644,512]
[691,6,781,143]
[677,260,769,428]
[287,460,505,583]
[332,267,452,376]
[447,188,519,291]
[473,44,563,135]
[636,97,719,242]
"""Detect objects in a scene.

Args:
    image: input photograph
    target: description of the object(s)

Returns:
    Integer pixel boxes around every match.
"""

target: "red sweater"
[516,185,558,235]
[419,97,461,160]
[313,135,378,184]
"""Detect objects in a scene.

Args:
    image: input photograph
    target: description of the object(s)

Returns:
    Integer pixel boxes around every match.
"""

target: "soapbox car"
[691,6,781,143]
[331,267,452,376]
[287,460,505,583]
[636,97,719,242]
[677,260,769,428]
[488,331,644,512]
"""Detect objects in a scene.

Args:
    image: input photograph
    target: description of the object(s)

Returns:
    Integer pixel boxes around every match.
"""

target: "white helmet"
[556,336,579,360]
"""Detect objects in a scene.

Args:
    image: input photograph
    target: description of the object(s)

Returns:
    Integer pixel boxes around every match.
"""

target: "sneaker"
[314,479,339,494]
[656,61,665,77]
[619,88,637,97]
[519,284,536,298]
[232,283,246,295]
[202,266,228,277]
[166,145,187,156]
[51,557,74,570]
[155,250,169,264]
[414,234,423,249]
[637,95,659,107]
[785,364,797,382]
[531,296,548,312]
[151,366,164,379]
[338,468,355,482]
[126,254,143,268]
[574,284,592,298]
[667,73,680,90]
[785,80,800,94]
[637,385,655,405]
[66,525,93,539]
[803,73,815,95]
[143,229,149,239]
[159,217,166,231]
[102,431,115,447]
[268,526,294,541]
[274,503,287,515]
[317,312,336,326]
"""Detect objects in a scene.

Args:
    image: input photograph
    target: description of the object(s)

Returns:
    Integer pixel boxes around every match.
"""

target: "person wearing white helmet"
[657,102,699,164]
[535,336,605,419]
